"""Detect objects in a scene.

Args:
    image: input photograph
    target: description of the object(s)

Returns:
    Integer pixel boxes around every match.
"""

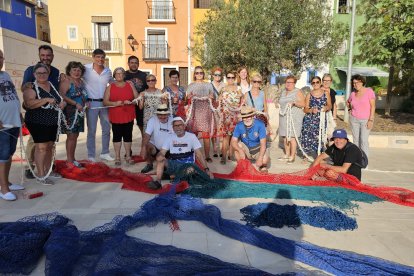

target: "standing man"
[84,49,114,162]
[124,56,148,156]
[0,49,24,201]
[22,45,60,179]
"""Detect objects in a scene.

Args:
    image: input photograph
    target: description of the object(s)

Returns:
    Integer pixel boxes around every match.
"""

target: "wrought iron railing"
[194,0,214,9]
[146,1,175,20]
[69,49,94,56]
[82,38,123,53]
[141,40,170,61]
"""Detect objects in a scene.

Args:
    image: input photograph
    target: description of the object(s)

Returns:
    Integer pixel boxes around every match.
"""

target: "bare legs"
[283,137,297,160]
[66,133,79,163]
[0,160,11,194]
[34,142,54,177]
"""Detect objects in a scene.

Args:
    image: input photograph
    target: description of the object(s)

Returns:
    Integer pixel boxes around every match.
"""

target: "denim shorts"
[0,127,19,163]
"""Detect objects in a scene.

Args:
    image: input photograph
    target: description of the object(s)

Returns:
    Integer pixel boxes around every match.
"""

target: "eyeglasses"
[195,72,204,75]
[147,79,156,82]
[242,116,253,120]
[322,79,332,82]
[252,80,262,84]
[213,74,221,77]
[286,81,295,84]
[35,72,48,75]
[227,76,235,79]
[311,81,320,85]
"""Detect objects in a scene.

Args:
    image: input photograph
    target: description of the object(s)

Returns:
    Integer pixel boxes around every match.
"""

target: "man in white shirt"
[147,117,213,190]
[141,104,173,173]
[83,49,114,162]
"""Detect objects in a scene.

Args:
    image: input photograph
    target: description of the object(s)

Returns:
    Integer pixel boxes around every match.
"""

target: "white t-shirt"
[145,115,173,149]
[162,132,202,163]
[0,72,21,128]
[83,63,112,99]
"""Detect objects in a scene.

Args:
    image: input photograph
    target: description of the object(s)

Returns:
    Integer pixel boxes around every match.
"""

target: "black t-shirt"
[125,70,148,92]
[325,142,362,180]
[329,88,336,106]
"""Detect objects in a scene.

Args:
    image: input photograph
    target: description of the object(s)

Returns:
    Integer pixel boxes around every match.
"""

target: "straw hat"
[240,105,256,118]
[155,104,170,115]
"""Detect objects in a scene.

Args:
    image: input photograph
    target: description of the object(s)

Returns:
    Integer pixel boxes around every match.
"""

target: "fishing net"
[1,193,414,275]
[240,203,357,231]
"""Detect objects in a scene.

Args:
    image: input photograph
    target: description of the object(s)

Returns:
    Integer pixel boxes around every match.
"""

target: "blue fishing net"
[240,202,357,231]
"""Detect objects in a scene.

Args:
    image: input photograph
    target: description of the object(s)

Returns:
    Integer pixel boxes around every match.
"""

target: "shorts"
[135,106,143,128]
[0,127,19,163]
[148,144,170,158]
[25,122,58,143]
[239,142,270,160]
[112,121,133,143]
[166,159,188,175]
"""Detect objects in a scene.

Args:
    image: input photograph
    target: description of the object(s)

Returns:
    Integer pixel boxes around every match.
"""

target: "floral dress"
[63,82,88,133]
[301,93,327,154]
[186,82,214,136]
[218,87,243,136]
[142,89,163,130]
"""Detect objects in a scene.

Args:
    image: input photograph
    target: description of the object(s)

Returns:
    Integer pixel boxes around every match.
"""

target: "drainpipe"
[344,0,356,123]
[187,0,191,85]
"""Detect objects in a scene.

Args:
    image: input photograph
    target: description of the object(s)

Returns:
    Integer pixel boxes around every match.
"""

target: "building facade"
[0,0,37,38]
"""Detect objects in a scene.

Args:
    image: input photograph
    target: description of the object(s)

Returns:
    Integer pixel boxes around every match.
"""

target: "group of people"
[0,45,374,200]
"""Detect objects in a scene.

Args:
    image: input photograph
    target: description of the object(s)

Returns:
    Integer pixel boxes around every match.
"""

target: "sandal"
[287,157,295,164]
[205,157,213,163]
[259,166,268,173]
[125,157,135,165]
[115,159,122,166]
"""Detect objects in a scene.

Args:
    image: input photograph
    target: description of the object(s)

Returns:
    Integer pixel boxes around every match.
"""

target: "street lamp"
[127,34,138,51]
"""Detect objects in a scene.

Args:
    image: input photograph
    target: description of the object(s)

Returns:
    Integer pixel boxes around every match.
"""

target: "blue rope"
[240,203,358,231]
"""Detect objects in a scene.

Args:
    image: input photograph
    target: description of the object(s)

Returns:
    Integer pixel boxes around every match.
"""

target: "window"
[194,0,214,9]
[307,68,317,84]
[338,0,349,14]
[0,0,11,13]
[25,6,31,18]
[144,29,168,60]
[67,26,78,41]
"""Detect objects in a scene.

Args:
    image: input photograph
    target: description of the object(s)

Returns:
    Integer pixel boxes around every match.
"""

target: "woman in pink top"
[347,74,376,158]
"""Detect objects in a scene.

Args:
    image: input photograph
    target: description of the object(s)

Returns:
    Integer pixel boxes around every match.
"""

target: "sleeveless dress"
[218,87,243,136]
[301,93,328,154]
[246,90,265,111]
[279,88,304,137]
[186,82,214,136]
[163,85,186,118]
[63,82,88,133]
[142,89,163,130]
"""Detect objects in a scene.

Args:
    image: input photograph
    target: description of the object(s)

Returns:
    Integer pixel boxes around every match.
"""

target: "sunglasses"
[227,76,235,79]
[213,74,222,77]
[311,81,320,85]
[252,80,262,83]
[147,79,156,82]
[195,72,204,75]
[322,79,332,82]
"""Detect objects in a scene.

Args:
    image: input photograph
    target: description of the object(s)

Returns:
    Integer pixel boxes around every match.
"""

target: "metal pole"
[344,0,357,123]
[187,0,192,85]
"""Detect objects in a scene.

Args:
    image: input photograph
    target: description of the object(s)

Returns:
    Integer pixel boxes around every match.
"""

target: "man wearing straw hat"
[231,105,270,172]
[141,104,173,174]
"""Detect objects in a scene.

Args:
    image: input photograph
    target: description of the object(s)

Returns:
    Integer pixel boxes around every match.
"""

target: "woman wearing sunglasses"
[301,76,332,158]
[186,66,215,163]
[210,67,225,158]
[217,71,244,164]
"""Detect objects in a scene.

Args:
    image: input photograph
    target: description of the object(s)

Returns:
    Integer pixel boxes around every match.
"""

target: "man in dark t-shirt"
[312,129,362,180]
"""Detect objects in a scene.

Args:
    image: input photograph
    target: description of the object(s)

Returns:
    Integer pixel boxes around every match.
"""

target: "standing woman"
[237,66,251,94]
[245,73,269,120]
[23,63,66,185]
[347,74,375,157]
[301,76,332,157]
[210,67,225,157]
[217,71,244,164]
[278,76,305,163]
[186,66,215,162]
[103,67,139,165]
[60,62,88,168]
[162,70,186,118]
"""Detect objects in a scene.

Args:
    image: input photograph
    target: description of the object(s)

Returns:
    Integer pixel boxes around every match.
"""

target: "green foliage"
[193,0,347,77]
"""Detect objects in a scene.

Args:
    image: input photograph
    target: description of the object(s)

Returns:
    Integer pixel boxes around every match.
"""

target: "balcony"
[83,38,123,53]
[141,40,170,61]
[146,1,176,22]
[194,0,214,9]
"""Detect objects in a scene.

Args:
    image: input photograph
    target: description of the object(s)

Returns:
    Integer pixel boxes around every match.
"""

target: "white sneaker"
[49,172,62,179]
[100,153,115,161]
[9,183,25,191]
[0,191,17,201]
[88,157,96,162]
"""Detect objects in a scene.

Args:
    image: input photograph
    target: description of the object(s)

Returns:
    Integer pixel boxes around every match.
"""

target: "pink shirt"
[348,88,375,120]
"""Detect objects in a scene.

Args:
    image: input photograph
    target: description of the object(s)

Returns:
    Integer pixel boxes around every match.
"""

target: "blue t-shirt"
[23,64,60,89]
[233,119,266,148]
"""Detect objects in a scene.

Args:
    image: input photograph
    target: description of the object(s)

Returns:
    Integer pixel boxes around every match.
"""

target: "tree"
[193,0,347,79]
[355,0,414,116]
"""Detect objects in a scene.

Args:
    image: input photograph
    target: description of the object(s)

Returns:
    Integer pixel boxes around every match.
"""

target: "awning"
[335,67,389,77]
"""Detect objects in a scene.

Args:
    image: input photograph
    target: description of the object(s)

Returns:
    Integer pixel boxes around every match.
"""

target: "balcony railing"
[69,49,94,56]
[146,1,175,21]
[141,40,170,61]
[194,0,214,9]
[82,38,123,53]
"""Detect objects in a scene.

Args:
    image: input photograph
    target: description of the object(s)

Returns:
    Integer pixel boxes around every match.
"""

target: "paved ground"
[1,125,414,275]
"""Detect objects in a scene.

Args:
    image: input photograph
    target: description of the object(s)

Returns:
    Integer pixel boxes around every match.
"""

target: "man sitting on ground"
[147,117,213,190]
[231,105,270,172]
[141,104,173,174]
[312,129,363,181]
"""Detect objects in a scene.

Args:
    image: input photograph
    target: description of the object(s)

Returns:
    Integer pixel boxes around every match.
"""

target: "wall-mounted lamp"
[127,34,138,51]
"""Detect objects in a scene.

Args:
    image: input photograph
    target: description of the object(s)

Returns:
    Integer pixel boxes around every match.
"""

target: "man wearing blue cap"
[312,129,363,180]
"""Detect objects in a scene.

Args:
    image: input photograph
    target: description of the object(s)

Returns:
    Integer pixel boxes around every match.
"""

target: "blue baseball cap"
[331,129,348,140]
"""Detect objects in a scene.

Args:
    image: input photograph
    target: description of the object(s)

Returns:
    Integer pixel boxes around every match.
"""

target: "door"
[97,23,111,51]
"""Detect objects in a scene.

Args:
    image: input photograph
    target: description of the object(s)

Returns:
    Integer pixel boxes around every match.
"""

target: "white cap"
[172,117,185,123]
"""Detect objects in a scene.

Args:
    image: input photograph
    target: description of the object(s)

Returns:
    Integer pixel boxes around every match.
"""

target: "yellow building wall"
[192,8,209,67]
[48,0,125,69]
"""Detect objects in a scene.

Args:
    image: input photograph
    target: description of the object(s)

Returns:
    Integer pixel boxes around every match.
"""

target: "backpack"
[345,143,368,168]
